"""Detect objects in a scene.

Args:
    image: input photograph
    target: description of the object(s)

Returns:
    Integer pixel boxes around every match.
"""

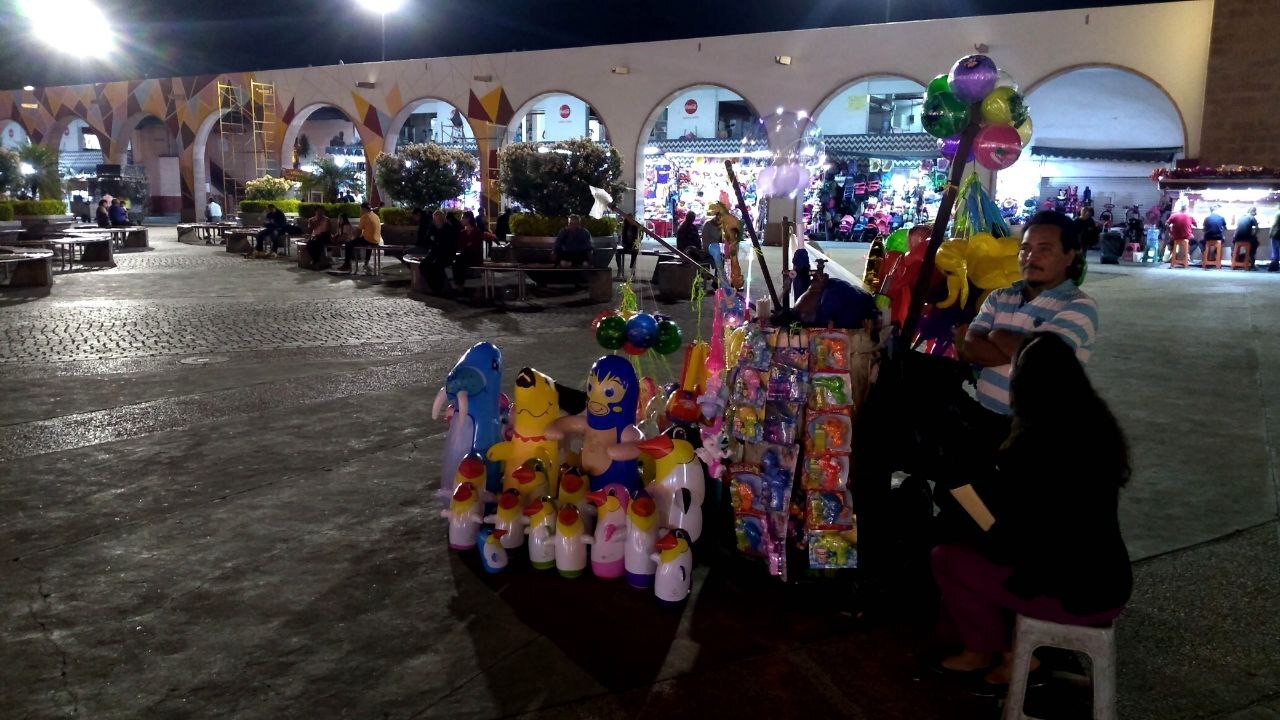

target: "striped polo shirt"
[969,280,1099,415]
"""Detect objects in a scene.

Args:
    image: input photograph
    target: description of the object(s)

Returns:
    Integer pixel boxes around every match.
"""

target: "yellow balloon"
[968,232,1022,290]
[980,86,1027,127]
[1015,116,1033,146]
[934,238,970,309]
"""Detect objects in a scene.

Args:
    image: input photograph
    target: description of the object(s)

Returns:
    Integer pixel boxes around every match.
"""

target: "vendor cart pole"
[606,203,717,282]
[724,160,783,310]
[898,122,979,351]
[781,216,791,310]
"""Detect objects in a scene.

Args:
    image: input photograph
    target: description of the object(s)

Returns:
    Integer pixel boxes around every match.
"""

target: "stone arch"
[1022,63,1189,152]
[505,90,611,146]
[810,73,929,136]
[0,118,31,150]
[633,82,769,221]
[280,102,363,171]
[383,97,476,156]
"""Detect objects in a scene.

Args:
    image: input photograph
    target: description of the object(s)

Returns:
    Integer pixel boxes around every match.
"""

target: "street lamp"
[358,0,406,62]
[18,0,115,82]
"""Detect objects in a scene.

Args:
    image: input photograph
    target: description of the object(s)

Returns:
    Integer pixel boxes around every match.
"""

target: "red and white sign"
[559,104,571,119]
[684,99,698,115]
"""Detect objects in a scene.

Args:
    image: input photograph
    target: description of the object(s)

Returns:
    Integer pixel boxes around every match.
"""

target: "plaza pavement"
[0,228,1276,719]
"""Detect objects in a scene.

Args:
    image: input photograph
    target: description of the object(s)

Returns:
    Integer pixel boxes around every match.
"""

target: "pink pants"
[931,544,1123,654]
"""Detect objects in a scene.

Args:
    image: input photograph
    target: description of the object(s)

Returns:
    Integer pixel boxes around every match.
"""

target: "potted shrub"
[374,142,477,245]
[498,137,624,266]
[298,158,364,204]
[240,175,295,225]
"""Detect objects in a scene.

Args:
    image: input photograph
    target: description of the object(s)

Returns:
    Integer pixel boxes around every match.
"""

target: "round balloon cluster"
[923,55,1033,171]
[594,310,683,356]
[756,110,826,198]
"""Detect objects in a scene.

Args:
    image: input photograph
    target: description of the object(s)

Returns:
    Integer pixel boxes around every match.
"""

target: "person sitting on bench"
[95,199,112,228]
[304,207,332,269]
[109,199,131,227]
[250,204,288,258]
[552,214,592,267]
[338,202,382,273]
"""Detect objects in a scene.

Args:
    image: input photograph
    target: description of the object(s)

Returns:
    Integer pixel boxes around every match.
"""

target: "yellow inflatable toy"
[487,367,585,499]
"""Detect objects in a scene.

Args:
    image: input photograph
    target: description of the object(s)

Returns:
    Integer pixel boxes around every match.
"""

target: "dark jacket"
[424,222,458,261]
[554,226,592,254]
[494,212,510,243]
[976,436,1132,616]
[675,220,700,253]
[264,209,287,230]
[96,206,111,228]
[619,221,640,252]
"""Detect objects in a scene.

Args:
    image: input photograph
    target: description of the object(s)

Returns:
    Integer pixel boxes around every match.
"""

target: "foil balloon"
[1015,116,1034,146]
[948,54,1000,103]
[995,68,1020,91]
[967,232,1022,293]
[922,92,971,139]
[973,124,1024,171]
[937,136,975,163]
[653,319,683,355]
[884,228,910,254]
[927,74,952,96]
[625,313,658,349]
[980,87,1029,127]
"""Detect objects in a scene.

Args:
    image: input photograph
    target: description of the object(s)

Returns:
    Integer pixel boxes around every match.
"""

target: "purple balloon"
[772,164,799,198]
[756,165,776,195]
[937,136,975,163]
[792,167,812,195]
[948,54,999,103]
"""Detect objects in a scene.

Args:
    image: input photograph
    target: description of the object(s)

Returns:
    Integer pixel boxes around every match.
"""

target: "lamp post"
[357,0,406,62]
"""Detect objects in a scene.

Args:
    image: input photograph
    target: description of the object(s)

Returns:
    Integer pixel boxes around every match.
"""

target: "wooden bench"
[0,246,55,288]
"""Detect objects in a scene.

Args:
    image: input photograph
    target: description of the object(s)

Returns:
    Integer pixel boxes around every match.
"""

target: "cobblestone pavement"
[1,227,1277,720]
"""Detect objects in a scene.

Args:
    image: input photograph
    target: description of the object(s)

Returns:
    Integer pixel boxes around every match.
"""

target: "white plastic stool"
[1003,614,1117,720]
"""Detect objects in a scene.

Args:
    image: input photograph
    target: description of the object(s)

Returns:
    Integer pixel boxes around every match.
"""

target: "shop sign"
[684,99,698,115]
[559,104,571,119]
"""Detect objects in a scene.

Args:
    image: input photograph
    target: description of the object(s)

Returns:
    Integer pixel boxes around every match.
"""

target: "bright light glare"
[20,0,115,58]
[19,163,35,176]
[23,85,34,91]
[357,0,406,13]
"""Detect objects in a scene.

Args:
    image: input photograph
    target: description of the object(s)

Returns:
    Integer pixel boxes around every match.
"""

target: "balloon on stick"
[980,86,1028,127]
[922,91,971,139]
[973,124,1024,171]
[948,54,1000,103]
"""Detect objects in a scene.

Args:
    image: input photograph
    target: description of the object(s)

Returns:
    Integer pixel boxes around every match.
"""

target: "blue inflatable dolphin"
[433,342,505,494]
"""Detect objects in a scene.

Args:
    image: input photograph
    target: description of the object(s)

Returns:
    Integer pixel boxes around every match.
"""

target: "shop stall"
[641,139,769,236]
[1155,167,1280,264]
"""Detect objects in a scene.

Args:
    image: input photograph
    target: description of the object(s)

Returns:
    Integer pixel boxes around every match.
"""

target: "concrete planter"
[511,234,617,268]
[16,214,76,239]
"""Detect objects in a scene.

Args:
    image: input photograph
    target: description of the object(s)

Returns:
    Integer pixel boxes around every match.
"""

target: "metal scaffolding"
[215,80,279,211]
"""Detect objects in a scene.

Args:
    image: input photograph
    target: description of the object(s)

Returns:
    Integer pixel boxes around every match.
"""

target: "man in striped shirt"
[962,211,1097,418]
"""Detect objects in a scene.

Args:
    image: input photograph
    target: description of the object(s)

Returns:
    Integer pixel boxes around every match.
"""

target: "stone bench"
[519,264,613,303]
[0,246,55,288]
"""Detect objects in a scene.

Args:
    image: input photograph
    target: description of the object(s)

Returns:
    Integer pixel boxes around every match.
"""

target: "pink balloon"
[772,164,798,198]
[973,124,1024,171]
[756,165,776,195]
[791,166,811,195]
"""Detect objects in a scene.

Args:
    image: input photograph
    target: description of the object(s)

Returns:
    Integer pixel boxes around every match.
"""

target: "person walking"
[1233,206,1259,270]
[615,217,640,280]
[338,202,381,273]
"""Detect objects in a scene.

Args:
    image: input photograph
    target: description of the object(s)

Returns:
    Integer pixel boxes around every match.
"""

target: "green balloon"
[927,74,951,96]
[596,315,627,350]
[884,228,910,254]
[922,91,971,139]
[654,320,683,355]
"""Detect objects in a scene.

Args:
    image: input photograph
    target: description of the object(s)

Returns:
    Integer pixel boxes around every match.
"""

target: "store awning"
[648,138,770,156]
[824,132,940,160]
[1030,146,1181,162]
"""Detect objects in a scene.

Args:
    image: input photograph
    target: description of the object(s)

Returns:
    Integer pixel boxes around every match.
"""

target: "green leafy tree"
[498,137,623,217]
[0,148,21,196]
[375,142,477,209]
[243,174,294,201]
[298,157,364,203]
[17,142,63,199]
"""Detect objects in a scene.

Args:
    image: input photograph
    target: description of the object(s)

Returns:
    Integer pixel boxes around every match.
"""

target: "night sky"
[1,0,1172,90]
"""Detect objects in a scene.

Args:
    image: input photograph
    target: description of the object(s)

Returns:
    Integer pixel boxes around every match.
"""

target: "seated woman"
[304,208,332,269]
[932,332,1131,690]
[454,210,490,292]
[95,200,111,228]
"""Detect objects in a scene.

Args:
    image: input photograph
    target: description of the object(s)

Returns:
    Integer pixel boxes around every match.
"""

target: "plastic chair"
[1202,239,1223,269]
[1004,615,1117,720]
[1168,239,1190,268]
[1231,240,1252,270]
